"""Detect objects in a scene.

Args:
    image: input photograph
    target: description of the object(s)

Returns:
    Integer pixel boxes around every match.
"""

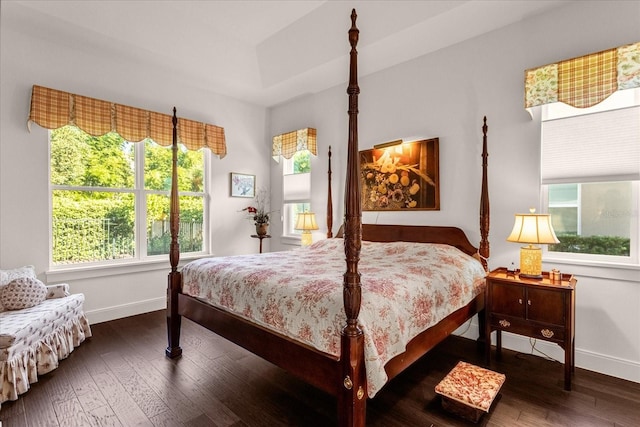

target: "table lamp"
[295,212,319,246]
[506,208,559,279]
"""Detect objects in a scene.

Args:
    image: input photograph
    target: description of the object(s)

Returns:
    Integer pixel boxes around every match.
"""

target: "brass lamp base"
[519,244,543,279]
[301,231,313,247]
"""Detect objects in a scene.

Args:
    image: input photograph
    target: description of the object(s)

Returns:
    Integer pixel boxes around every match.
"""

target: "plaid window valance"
[525,41,640,109]
[272,128,317,161]
[28,85,226,157]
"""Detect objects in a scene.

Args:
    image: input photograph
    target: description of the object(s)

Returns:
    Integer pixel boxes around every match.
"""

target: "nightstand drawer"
[490,314,565,343]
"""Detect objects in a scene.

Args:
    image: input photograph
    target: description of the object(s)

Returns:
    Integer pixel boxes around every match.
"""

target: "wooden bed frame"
[166,10,490,426]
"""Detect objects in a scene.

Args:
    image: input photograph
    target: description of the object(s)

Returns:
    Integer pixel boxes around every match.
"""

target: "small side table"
[251,234,271,253]
[485,267,577,390]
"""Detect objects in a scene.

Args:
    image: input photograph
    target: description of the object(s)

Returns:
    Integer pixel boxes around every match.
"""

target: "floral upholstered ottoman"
[435,361,505,423]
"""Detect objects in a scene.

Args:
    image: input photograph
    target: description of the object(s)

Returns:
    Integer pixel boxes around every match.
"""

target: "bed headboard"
[335,224,479,259]
[331,113,490,270]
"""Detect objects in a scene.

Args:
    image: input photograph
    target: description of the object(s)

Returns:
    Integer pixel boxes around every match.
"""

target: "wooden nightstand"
[485,267,577,390]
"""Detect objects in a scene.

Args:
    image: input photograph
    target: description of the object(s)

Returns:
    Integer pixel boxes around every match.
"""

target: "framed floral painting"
[230,172,256,198]
[360,138,439,211]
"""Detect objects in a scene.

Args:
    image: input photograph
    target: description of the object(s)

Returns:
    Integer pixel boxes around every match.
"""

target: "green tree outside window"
[51,126,206,265]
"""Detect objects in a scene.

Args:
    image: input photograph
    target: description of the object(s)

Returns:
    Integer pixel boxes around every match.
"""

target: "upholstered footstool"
[435,361,505,423]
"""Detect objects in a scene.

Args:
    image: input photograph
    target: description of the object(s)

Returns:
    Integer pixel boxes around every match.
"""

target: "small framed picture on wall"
[230,173,256,198]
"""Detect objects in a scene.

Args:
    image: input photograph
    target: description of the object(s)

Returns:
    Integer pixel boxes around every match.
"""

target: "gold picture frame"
[360,138,439,211]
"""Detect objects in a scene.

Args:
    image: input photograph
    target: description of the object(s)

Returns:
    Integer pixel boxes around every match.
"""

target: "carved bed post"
[327,145,333,238]
[339,9,366,427]
[166,107,183,359]
[476,116,490,347]
[479,116,490,271]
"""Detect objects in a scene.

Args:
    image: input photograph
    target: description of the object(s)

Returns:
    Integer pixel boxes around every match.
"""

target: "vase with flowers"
[241,187,277,236]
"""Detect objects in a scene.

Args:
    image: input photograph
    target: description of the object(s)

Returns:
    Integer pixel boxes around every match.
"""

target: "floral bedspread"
[182,238,486,397]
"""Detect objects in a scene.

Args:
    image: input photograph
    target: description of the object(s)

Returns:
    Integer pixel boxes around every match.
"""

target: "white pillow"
[0,265,36,286]
[46,283,71,299]
[0,265,36,311]
[0,277,47,310]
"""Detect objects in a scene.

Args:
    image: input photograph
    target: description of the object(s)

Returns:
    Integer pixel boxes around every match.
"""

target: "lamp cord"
[515,338,560,364]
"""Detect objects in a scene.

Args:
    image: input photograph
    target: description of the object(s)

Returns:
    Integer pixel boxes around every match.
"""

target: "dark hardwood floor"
[1,310,638,426]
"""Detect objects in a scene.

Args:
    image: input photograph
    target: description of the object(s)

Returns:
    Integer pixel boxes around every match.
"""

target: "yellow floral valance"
[27,85,226,157]
[525,41,640,109]
[272,128,317,161]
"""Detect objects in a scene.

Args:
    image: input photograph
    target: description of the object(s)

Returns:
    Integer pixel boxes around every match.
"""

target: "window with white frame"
[50,126,208,266]
[541,88,640,264]
[282,150,311,238]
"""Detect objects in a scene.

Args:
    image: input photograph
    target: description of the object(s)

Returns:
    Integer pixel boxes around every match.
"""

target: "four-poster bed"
[166,10,490,427]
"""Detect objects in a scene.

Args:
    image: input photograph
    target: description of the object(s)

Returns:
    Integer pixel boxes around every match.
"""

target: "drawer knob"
[518,298,523,304]
[541,329,554,338]
[344,375,353,390]
[499,319,511,328]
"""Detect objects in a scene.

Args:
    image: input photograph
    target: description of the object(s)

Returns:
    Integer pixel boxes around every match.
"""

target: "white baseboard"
[455,319,640,384]
[497,332,640,384]
[86,297,166,325]
[576,347,640,383]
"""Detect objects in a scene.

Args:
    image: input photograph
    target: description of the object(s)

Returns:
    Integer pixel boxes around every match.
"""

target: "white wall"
[0,3,271,324]
[268,1,640,383]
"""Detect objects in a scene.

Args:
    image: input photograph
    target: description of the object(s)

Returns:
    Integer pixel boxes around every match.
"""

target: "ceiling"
[6,0,568,107]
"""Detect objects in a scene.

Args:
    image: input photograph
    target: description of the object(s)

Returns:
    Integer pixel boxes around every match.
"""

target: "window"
[50,126,207,266]
[541,88,640,264]
[282,150,311,238]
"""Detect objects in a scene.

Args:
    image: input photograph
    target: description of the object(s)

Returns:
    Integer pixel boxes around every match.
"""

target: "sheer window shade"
[28,85,226,157]
[541,106,640,184]
[283,173,311,203]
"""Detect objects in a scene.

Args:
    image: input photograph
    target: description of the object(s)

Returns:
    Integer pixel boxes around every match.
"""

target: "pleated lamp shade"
[295,212,319,247]
[507,210,559,278]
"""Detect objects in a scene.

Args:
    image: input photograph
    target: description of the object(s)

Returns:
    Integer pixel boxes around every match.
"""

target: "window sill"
[542,257,639,282]
[280,235,302,247]
[45,253,211,282]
